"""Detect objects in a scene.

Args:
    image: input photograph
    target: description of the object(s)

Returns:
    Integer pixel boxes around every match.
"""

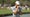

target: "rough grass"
[22,8,30,12]
[0,7,12,15]
[0,7,30,15]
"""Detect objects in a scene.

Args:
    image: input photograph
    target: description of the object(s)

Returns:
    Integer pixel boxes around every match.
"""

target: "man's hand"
[16,6,19,8]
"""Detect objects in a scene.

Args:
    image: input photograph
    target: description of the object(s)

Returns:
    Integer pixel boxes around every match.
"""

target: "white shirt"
[11,6,22,12]
[11,6,16,12]
[25,5,28,8]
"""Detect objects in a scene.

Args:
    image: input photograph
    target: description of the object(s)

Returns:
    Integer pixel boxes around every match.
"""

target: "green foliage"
[0,0,7,4]
[4,0,7,4]
[27,0,30,2]
[0,0,2,4]
[22,0,26,1]
[0,0,16,4]
[10,0,16,4]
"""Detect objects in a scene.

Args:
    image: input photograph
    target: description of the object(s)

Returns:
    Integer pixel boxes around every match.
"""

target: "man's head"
[15,1,20,6]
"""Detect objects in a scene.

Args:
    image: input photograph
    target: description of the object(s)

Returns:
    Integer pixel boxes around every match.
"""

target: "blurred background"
[0,0,30,7]
[0,0,30,17]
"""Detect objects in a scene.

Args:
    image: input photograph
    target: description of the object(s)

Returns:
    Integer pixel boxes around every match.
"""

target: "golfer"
[11,1,22,17]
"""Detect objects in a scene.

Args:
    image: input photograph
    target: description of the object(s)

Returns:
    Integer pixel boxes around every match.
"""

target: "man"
[11,1,22,17]
[25,4,28,10]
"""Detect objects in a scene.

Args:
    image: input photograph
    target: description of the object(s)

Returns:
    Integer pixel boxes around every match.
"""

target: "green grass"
[0,7,12,15]
[22,8,30,12]
[0,7,30,15]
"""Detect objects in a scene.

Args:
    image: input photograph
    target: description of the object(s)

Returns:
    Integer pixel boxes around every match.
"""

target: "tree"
[1,0,4,7]
[27,0,30,2]
[10,0,16,6]
[6,0,11,7]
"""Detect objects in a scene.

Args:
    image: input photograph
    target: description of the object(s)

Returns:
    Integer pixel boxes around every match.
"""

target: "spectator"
[25,4,28,10]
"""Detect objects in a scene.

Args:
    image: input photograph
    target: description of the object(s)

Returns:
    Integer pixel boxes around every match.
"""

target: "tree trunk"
[1,0,4,7]
[6,0,11,7]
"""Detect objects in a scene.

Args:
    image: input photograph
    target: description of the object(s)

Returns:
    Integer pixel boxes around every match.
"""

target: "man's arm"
[13,8,18,12]
[13,6,19,13]
[13,6,19,15]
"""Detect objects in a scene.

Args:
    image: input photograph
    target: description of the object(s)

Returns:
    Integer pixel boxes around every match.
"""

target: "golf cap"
[15,1,20,5]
